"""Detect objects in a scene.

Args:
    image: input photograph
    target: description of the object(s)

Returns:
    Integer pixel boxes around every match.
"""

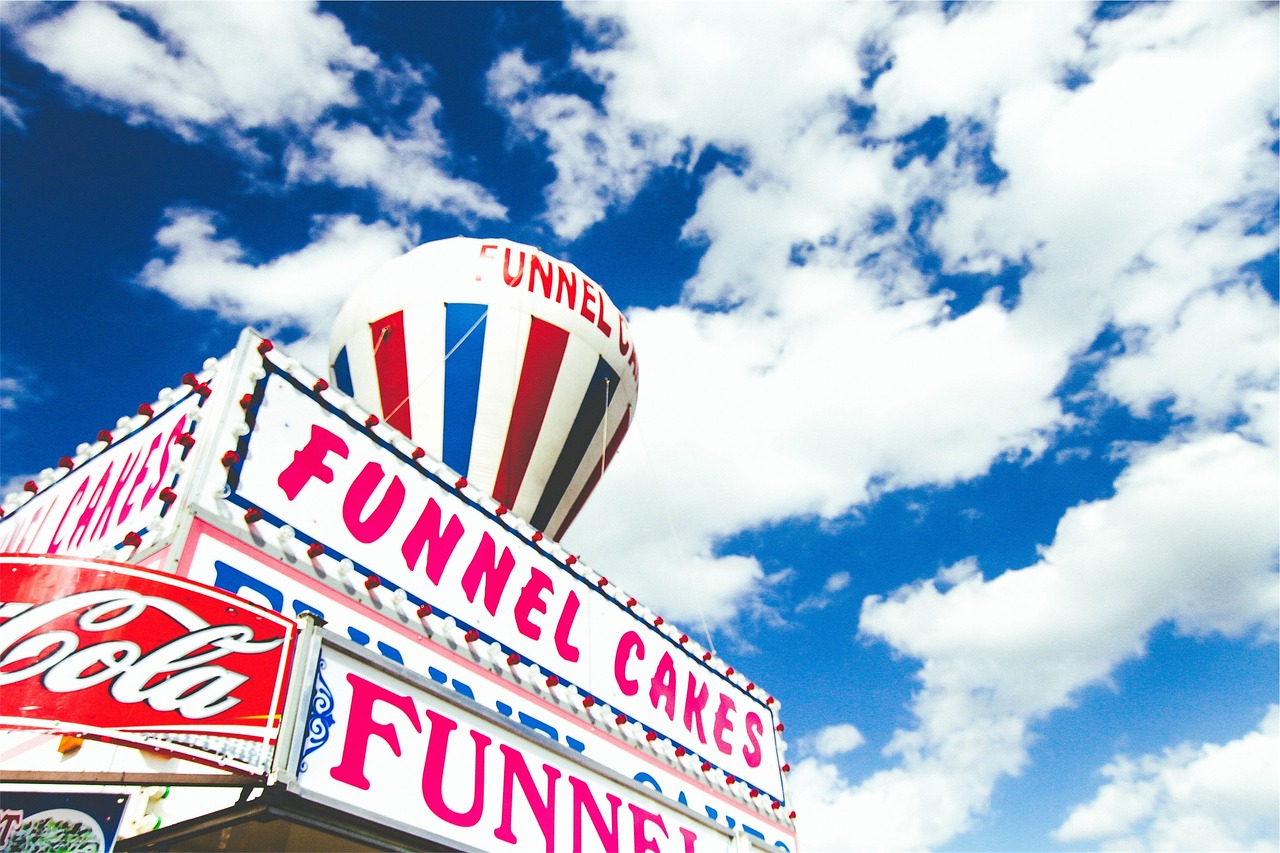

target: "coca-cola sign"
[0,554,296,775]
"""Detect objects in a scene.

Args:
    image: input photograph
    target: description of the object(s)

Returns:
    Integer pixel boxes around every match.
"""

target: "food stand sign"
[281,633,767,853]
[0,554,296,776]
[175,518,795,848]
[220,361,786,803]
[0,390,203,559]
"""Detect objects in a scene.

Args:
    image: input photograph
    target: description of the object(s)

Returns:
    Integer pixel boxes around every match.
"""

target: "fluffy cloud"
[805,723,866,759]
[551,0,1275,647]
[825,572,852,594]
[862,434,1277,702]
[0,94,23,130]
[0,368,37,413]
[790,735,1022,853]
[7,2,504,221]
[139,210,412,370]
[783,432,1277,850]
[566,285,1065,625]
[797,571,855,613]
[573,2,882,153]
[486,49,679,239]
[1055,706,1279,851]
[930,1,1278,353]
[867,3,1085,137]
[285,62,506,221]
[285,101,505,222]
[11,2,373,139]
[1100,280,1279,432]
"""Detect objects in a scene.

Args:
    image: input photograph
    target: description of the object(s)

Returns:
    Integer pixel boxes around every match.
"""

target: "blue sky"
[2,3,1277,850]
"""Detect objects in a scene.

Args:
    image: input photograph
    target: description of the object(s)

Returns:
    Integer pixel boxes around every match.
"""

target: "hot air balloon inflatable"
[329,237,639,541]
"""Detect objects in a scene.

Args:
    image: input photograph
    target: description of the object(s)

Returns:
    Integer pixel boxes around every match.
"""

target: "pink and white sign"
[0,393,200,557]
[176,518,794,847]
[290,636,762,853]
[0,554,296,775]
[223,367,785,802]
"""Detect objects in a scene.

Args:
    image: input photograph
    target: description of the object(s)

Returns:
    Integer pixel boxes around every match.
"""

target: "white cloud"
[487,4,902,242]
[285,64,506,222]
[0,376,31,412]
[138,210,413,372]
[0,359,40,413]
[13,2,373,140]
[1055,706,1279,851]
[1100,281,1278,432]
[781,432,1278,850]
[549,0,1276,652]
[0,94,24,130]
[790,737,1021,853]
[825,571,853,594]
[930,2,1278,354]
[486,49,678,239]
[862,433,1278,705]
[805,723,866,759]
[285,100,506,222]
[569,270,1066,625]
[796,570,856,613]
[574,3,882,153]
[8,2,504,222]
[868,2,1087,137]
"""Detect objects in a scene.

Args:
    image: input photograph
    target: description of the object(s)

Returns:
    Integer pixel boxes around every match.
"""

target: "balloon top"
[328,237,638,540]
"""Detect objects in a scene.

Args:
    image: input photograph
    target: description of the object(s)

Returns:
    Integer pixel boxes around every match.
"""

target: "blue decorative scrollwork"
[299,657,336,774]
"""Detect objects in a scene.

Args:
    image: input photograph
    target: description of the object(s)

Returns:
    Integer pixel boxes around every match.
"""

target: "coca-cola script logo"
[0,555,295,750]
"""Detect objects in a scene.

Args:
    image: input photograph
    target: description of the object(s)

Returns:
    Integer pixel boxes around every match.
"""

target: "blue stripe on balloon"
[333,346,354,396]
[443,302,489,476]
[531,355,619,533]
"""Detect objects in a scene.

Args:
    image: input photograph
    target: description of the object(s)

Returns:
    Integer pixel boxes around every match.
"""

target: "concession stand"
[0,240,796,852]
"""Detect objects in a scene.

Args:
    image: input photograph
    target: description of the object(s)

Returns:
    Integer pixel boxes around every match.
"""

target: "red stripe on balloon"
[493,317,570,507]
[551,404,631,540]
[371,310,413,438]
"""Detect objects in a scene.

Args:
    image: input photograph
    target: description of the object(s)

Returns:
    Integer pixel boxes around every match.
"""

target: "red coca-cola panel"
[0,554,296,773]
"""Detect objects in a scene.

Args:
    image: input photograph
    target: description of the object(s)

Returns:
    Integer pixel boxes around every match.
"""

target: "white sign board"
[286,634,767,853]
[173,518,794,848]
[221,366,785,803]
[0,393,201,557]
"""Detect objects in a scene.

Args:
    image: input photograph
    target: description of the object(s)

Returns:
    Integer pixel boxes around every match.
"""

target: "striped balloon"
[328,237,639,541]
